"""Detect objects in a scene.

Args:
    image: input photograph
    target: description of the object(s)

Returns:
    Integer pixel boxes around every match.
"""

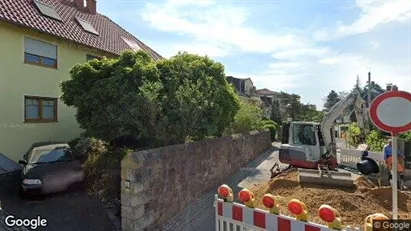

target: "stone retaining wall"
[120,130,271,230]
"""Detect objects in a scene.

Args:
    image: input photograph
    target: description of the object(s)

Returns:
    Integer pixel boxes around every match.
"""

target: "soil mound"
[251,170,411,227]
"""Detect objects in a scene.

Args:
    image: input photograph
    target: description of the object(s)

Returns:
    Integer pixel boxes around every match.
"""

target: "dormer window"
[75,17,99,36]
[33,0,62,21]
[121,37,141,52]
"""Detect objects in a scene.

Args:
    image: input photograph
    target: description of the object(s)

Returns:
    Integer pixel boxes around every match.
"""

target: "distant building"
[256,88,281,119]
[226,76,262,104]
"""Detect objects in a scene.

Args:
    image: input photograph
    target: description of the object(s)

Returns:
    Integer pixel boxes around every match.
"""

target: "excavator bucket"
[297,168,355,188]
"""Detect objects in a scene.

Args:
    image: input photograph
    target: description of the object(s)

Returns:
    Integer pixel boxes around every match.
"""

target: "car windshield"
[28,147,73,164]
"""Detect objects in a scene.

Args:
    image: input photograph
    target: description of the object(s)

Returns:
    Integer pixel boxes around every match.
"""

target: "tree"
[270,99,282,125]
[60,50,240,148]
[279,92,301,120]
[354,75,361,91]
[297,104,324,122]
[224,100,265,134]
[323,90,341,111]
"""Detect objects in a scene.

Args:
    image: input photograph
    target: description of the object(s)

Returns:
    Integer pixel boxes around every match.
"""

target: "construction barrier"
[214,184,385,231]
[339,149,384,169]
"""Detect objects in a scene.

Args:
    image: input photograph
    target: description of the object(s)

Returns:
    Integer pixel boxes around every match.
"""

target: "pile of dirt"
[250,169,411,227]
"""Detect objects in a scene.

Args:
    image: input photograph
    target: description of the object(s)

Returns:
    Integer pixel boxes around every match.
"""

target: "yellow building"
[0,0,161,164]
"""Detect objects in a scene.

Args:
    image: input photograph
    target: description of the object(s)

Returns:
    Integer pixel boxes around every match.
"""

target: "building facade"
[256,88,281,119]
[226,76,262,105]
[0,0,161,163]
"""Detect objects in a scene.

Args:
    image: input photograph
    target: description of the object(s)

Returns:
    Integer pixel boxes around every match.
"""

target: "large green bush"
[224,100,265,134]
[399,132,411,141]
[61,51,240,148]
[365,130,386,152]
[262,119,278,141]
[223,100,278,140]
[346,123,361,147]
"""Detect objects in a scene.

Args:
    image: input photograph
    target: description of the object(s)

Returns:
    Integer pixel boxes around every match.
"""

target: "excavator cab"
[279,121,325,169]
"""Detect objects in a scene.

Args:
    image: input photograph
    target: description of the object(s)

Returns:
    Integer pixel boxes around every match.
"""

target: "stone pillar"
[121,155,158,230]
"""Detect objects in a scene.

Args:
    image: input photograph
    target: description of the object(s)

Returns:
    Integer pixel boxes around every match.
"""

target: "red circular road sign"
[369,90,411,135]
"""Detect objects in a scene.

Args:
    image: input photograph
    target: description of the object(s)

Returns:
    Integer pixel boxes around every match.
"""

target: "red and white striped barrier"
[214,184,370,231]
[215,197,334,231]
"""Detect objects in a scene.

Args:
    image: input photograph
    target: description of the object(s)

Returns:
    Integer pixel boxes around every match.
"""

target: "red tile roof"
[0,0,162,60]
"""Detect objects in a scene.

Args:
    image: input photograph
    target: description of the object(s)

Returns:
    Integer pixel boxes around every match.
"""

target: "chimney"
[386,83,393,91]
[87,0,97,14]
[74,0,84,9]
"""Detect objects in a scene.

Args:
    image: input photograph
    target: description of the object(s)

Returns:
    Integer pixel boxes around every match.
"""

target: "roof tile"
[0,0,162,60]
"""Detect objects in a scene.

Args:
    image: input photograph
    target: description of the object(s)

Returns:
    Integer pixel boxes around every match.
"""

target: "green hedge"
[262,119,278,141]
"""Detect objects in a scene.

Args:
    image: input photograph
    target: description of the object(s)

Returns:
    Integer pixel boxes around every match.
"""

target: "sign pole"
[391,134,398,219]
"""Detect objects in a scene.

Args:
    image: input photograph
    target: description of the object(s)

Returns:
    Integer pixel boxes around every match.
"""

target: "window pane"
[293,125,316,146]
[30,148,72,164]
[26,98,39,106]
[303,126,316,145]
[25,98,39,106]
[293,125,300,144]
[25,53,40,64]
[42,104,55,120]
[26,106,39,119]
[42,100,55,106]
[42,57,56,67]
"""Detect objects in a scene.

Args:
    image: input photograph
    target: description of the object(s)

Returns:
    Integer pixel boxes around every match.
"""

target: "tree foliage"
[270,100,282,125]
[354,75,361,91]
[399,132,411,141]
[365,130,386,152]
[296,104,324,122]
[224,100,265,134]
[223,99,278,141]
[279,92,302,120]
[60,51,240,148]
[323,90,341,111]
[262,119,279,141]
[346,123,361,147]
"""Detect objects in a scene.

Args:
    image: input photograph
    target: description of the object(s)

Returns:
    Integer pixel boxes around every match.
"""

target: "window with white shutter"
[24,37,58,68]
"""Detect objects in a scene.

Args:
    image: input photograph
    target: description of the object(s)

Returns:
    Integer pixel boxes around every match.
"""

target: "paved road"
[163,144,283,231]
[0,172,115,231]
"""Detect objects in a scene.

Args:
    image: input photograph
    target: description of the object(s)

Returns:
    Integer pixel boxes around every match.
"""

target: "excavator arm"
[320,89,369,158]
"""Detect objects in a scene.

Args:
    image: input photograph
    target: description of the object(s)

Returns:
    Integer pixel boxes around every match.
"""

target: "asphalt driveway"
[0,172,115,231]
